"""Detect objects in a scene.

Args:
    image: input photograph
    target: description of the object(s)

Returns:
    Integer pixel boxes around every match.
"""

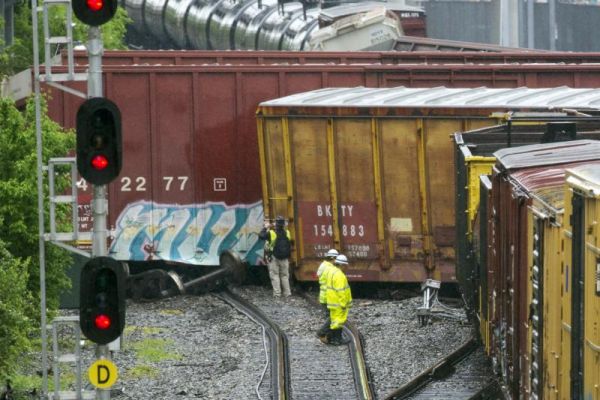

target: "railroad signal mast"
[76,97,122,185]
[72,0,125,398]
[80,257,126,345]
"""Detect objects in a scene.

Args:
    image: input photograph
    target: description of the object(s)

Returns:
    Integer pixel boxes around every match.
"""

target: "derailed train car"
[42,51,600,282]
[255,87,600,283]
[465,139,600,399]
[123,0,408,51]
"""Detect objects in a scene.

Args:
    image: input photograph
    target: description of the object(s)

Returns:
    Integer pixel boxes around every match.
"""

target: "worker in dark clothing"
[316,248,338,337]
[319,254,352,345]
[259,216,292,297]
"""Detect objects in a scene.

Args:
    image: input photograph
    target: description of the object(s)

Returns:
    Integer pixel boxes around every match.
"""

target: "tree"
[0,96,75,377]
[1,3,130,79]
[0,240,33,375]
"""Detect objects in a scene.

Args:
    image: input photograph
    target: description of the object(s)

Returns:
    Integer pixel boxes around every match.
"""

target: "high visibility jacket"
[325,266,352,329]
[267,229,291,250]
[317,260,335,304]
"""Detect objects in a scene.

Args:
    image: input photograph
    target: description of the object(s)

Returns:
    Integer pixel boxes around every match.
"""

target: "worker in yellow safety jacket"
[316,249,339,337]
[319,254,352,346]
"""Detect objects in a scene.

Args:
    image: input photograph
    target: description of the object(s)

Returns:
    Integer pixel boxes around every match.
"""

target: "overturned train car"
[122,0,408,50]
[461,137,600,399]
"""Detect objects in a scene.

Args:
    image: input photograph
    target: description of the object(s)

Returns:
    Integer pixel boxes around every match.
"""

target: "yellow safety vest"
[325,266,352,329]
[268,229,291,250]
[317,260,334,304]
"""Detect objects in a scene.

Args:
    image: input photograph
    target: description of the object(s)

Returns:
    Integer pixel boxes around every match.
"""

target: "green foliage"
[124,364,159,380]
[0,240,33,375]
[0,96,75,377]
[131,338,182,363]
[1,3,131,78]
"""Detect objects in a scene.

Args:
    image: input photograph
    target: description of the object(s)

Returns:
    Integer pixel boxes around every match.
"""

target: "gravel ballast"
[42,286,491,400]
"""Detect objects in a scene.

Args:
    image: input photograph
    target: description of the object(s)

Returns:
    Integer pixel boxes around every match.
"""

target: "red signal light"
[86,0,104,11]
[95,314,111,330]
[91,154,109,170]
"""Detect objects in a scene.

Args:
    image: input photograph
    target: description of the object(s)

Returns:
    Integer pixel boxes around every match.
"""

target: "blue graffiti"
[109,200,265,265]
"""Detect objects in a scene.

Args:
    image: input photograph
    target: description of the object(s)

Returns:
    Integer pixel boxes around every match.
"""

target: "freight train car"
[466,139,600,399]
[454,118,600,315]
[42,51,600,281]
[255,86,600,283]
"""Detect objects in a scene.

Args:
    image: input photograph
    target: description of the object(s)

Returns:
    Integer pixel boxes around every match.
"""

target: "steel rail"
[383,336,479,400]
[299,291,375,400]
[215,289,291,400]
[466,379,505,400]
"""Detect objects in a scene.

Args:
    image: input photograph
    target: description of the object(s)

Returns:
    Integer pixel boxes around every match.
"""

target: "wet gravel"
[350,296,474,399]
[76,294,266,399]
[45,286,485,400]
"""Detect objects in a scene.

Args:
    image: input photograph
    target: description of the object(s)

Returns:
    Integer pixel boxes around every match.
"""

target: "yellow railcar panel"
[543,223,565,399]
[584,196,600,400]
[263,118,288,218]
[424,119,461,234]
[289,119,333,260]
[333,119,379,261]
[334,119,374,201]
[379,119,422,260]
[289,119,329,202]
[466,157,495,236]
[561,187,574,400]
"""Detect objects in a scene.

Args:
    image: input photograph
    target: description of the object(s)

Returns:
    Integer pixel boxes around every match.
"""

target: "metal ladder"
[48,316,95,400]
[46,157,92,257]
[37,0,87,97]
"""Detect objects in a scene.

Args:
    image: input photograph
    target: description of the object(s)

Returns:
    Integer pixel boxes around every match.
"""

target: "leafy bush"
[0,96,75,378]
[0,240,33,375]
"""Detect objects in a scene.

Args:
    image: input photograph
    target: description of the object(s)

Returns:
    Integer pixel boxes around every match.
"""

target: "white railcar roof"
[259,86,600,110]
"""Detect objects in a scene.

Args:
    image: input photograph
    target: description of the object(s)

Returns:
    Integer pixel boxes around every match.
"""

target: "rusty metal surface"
[43,52,600,276]
[68,49,600,66]
[510,162,600,211]
[495,140,600,170]
[486,141,600,397]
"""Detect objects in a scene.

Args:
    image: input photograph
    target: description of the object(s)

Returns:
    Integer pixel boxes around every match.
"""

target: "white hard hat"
[335,254,348,265]
[325,249,339,258]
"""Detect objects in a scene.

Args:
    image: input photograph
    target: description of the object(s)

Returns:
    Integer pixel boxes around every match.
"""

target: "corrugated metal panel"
[495,140,600,170]
[566,164,600,197]
[510,161,600,211]
[259,86,600,110]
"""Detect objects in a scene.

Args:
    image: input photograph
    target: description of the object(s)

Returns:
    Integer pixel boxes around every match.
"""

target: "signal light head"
[72,0,118,26]
[95,314,112,330]
[76,98,122,185]
[86,0,103,11]
[91,154,109,170]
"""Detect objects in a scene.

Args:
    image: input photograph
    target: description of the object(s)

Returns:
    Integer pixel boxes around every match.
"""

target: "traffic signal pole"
[87,26,108,258]
[88,25,111,400]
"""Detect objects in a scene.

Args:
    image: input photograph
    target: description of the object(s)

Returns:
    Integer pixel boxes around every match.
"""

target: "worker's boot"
[316,320,330,338]
[328,329,344,345]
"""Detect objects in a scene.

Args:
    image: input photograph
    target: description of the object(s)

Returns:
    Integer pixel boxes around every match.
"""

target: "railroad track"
[383,337,503,400]
[230,286,374,400]
[214,289,290,400]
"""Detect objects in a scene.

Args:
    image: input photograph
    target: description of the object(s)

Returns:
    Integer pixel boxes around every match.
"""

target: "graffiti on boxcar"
[109,200,265,265]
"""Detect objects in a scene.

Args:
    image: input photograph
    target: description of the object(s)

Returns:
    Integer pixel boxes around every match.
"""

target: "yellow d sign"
[88,359,118,389]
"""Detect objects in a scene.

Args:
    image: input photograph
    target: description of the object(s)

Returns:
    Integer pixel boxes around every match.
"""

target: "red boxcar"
[45,50,600,279]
